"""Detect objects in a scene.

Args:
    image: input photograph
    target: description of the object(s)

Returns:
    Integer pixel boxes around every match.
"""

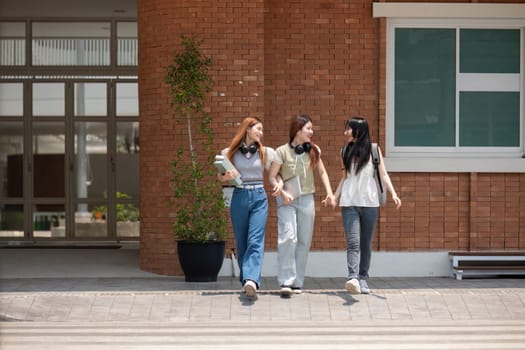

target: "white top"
[339,157,380,207]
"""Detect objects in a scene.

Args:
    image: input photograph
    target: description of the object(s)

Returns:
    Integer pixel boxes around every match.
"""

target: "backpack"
[341,143,387,206]
[371,143,387,206]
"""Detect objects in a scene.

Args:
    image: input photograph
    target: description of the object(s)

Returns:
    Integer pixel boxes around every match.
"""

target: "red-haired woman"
[218,117,277,299]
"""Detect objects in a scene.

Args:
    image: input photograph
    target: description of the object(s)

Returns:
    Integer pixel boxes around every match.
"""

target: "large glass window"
[116,82,138,116]
[116,121,139,238]
[460,29,520,74]
[395,29,456,147]
[74,82,107,116]
[0,205,23,238]
[391,25,522,153]
[0,83,23,116]
[73,122,107,199]
[31,122,66,237]
[33,82,65,116]
[459,92,519,147]
[0,121,23,199]
[32,122,65,198]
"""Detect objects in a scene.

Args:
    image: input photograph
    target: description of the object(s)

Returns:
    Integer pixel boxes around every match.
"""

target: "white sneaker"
[243,280,257,298]
[279,285,292,297]
[359,279,370,294]
[345,278,361,294]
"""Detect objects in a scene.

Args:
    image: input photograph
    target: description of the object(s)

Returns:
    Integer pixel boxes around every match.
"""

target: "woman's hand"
[217,169,239,183]
[321,194,337,208]
[281,190,294,204]
[271,178,284,197]
[392,194,402,210]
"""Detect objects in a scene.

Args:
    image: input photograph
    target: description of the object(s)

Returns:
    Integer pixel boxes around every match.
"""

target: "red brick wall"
[138,0,525,276]
[138,0,265,275]
[263,0,381,252]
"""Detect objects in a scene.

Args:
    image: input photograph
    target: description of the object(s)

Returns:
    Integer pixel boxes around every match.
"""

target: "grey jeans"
[276,193,315,288]
[341,206,379,280]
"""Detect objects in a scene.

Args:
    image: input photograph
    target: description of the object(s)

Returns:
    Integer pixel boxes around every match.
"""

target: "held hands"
[271,179,284,197]
[321,194,337,209]
[272,180,294,204]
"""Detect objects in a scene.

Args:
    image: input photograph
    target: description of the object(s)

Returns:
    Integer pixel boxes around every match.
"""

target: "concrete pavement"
[1,276,525,349]
[1,250,525,349]
[1,276,525,322]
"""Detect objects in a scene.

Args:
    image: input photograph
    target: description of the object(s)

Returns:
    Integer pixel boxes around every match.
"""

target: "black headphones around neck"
[240,142,259,155]
[290,142,312,155]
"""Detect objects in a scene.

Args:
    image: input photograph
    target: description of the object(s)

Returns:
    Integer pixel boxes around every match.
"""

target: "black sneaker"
[291,286,302,294]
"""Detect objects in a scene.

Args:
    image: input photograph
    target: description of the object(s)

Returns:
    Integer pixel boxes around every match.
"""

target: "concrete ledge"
[0,249,450,279]
[220,251,451,278]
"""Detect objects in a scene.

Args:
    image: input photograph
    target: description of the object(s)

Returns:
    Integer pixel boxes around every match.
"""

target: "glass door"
[0,82,24,238]
[0,79,140,242]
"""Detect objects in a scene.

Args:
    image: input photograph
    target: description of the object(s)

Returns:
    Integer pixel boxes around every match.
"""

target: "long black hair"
[343,116,372,175]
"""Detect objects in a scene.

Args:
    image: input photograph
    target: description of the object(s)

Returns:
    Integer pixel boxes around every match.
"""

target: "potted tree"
[165,35,228,282]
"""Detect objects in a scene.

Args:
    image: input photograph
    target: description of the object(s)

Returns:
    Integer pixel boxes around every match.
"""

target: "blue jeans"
[230,187,268,288]
[341,206,379,280]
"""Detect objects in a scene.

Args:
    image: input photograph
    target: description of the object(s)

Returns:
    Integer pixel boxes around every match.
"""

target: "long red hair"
[227,117,265,165]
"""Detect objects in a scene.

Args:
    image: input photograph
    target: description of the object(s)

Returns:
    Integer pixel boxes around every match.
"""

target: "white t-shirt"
[339,157,380,207]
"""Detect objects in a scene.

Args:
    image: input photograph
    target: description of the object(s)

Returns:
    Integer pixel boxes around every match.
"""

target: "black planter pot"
[177,240,225,282]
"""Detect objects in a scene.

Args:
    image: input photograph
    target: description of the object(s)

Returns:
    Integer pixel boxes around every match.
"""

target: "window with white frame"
[375,2,525,172]
[392,24,520,151]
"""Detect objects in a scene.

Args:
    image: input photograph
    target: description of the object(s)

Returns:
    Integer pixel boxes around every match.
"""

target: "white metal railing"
[118,39,138,66]
[0,39,25,66]
[0,38,137,66]
[32,39,110,66]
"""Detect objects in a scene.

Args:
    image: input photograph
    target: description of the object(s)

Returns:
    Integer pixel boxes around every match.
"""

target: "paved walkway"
[1,276,525,349]
[2,276,525,322]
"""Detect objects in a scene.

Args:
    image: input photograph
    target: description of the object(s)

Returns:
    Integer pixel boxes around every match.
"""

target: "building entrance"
[0,79,139,243]
[0,19,139,245]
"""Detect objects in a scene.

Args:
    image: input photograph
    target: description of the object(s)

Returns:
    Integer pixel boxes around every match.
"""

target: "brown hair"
[227,117,265,165]
[289,114,319,167]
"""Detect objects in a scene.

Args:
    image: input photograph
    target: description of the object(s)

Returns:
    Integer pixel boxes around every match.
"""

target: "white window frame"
[374,4,525,172]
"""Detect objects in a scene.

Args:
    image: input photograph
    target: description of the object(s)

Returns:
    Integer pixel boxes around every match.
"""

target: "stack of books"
[214,155,242,186]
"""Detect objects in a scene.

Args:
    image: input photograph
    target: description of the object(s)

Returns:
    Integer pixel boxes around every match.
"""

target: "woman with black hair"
[269,114,336,297]
[334,117,401,294]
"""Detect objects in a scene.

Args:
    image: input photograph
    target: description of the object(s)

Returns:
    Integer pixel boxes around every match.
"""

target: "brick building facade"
[138,0,525,276]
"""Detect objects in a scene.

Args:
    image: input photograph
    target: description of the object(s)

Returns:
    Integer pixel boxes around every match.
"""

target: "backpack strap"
[371,143,384,193]
[371,143,380,166]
